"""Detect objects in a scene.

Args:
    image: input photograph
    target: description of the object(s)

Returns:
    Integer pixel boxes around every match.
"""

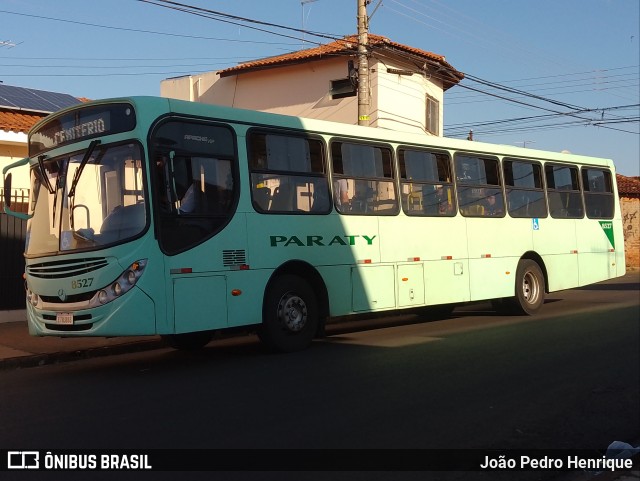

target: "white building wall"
[162,59,361,125]
[0,131,30,191]
[160,57,445,136]
[374,60,443,136]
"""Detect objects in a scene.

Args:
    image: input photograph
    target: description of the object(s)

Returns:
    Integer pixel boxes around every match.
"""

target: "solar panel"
[0,84,82,113]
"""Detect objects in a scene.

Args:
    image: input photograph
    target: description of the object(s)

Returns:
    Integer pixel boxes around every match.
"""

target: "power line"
[0,9,299,46]
[137,0,342,45]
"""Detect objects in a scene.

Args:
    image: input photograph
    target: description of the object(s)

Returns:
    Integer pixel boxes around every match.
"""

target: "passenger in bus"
[334,178,350,210]
[311,183,330,212]
[484,193,503,216]
[458,161,473,181]
[435,186,454,215]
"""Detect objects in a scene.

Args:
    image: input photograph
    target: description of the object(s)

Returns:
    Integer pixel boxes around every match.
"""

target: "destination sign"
[52,116,108,145]
[30,103,136,156]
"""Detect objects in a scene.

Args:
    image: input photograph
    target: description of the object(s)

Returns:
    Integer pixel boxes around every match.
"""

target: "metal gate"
[0,190,28,309]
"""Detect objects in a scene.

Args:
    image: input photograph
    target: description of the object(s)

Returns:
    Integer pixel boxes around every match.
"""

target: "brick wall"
[621,196,640,269]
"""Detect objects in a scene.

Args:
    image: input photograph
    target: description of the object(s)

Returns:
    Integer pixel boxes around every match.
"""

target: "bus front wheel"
[510,259,545,315]
[259,275,318,353]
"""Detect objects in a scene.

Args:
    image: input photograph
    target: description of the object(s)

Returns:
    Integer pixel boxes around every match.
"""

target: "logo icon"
[7,451,39,469]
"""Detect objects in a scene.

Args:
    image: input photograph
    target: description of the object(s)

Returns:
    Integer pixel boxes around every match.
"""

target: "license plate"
[55,312,74,325]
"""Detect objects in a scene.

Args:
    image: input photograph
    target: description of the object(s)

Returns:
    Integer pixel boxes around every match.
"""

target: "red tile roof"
[219,34,464,89]
[617,174,640,195]
[0,109,46,134]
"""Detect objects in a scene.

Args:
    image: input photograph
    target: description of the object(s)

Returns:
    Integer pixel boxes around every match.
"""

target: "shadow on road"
[575,282,639,291]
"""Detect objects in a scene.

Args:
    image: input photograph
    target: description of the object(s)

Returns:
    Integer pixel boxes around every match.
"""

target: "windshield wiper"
[68,139,101,198]
[37,155,55,194]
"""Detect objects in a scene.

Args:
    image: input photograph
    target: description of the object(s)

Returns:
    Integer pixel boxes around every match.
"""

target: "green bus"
[3,96,626,352]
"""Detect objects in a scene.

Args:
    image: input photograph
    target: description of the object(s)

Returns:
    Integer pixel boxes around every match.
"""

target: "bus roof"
[33,95,616,170]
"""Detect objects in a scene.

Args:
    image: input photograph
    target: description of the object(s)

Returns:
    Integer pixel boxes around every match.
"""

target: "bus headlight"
[98,290,109,305]
[94,259,147,306]
[27,288,39,307]
[126,270,137,285]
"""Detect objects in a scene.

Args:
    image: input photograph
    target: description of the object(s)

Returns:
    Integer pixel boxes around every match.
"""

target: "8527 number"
[71,278,94,289]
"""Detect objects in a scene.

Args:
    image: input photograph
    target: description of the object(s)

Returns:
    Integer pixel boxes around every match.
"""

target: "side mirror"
[3,158,33,220]
[3,172,11,208]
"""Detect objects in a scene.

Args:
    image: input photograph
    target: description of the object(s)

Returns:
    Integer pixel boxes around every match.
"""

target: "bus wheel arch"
[493,253,547,316]
[520,251,548,294]
[259,261,329,352]
[512,255,546,315]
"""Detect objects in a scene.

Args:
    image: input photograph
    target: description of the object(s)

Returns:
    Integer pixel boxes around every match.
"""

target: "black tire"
[258,274,319,353]
[161,331,213,350]
[508,259,545,315]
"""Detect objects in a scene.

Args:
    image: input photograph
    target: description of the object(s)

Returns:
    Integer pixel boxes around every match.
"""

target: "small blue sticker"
[532,218,540,230]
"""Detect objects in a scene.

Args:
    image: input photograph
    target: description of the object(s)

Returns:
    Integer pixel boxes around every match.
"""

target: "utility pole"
[357,0,370,126]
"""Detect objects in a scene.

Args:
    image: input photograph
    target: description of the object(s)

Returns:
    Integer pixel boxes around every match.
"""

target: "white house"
[160,34,464,136]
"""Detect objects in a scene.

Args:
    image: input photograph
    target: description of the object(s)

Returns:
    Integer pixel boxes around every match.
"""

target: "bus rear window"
[582,168,614,219]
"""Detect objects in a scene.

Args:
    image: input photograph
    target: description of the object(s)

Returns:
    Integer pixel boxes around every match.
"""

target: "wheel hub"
[522,271,540,304]
[277,293,307,332]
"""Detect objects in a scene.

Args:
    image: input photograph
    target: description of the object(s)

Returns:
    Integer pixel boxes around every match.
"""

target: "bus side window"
[150,119,238,254]
[545,164,583,219]
[248,131,329,214]
[455,154,504,217]
[331,141,398,215]
[504,159,547,218]
[399,148,455,217]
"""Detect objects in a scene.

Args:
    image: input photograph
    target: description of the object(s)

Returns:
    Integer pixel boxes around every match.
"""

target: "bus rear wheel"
[259,275,318,353]
[509,259,545,315]
[162,331,213,350]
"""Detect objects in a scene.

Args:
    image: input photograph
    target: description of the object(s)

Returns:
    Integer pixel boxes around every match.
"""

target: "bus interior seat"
[253,186,271,211]
[270,184,292,211]
[407,191,422,211]
[100,202,145,235]
[463,204,485,216]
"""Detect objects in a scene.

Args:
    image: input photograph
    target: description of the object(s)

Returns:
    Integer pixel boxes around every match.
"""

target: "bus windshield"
[26,142,146,256]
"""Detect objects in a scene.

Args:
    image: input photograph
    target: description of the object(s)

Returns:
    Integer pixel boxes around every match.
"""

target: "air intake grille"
[27,257,108,279]
[223,250,246,267]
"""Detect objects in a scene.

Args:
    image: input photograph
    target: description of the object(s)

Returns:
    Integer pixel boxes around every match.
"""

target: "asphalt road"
[0,274,638,480]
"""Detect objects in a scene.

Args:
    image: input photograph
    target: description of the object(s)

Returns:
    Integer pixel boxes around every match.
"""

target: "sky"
[1,0,638,176]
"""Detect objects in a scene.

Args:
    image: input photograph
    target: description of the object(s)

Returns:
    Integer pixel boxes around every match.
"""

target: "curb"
[0,338,166,371]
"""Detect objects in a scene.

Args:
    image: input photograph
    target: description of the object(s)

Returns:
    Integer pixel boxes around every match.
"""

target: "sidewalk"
[0,318,163,370]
